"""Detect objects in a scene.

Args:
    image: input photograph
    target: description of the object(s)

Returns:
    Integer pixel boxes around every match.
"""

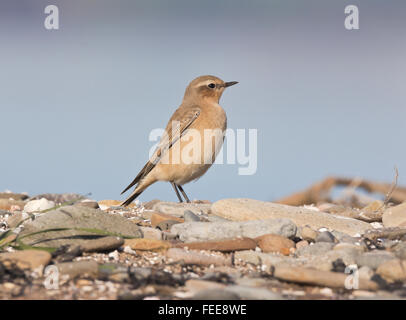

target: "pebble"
[142,199,161,210]
[170,218,297,242]
[255,234,295,255]
[333,243,365,253]
[234,250,297,268]
[0,199,26,211]
[382,203,406,228]
[0,192,28,201]
[355,251,396,270]
[376,259,406,282]
[55,260,99,280]
[166,248,232,266]
[75,200,100,209]
[174,238,257,252]
[153,202,212,217]
[315,231,337,243]
[295,243,335,257]
[0,250,52,271]
[19,206,142,249]
[296,240,309,249]
[6,212,24,228]
[150,212,184,227]
[140,227,163,240]
[97,199,137,209]
[300,226,319,242]
[272,266,378,290]
[330,230,361,244]
[211,198,372,236]
[183,210,201,222]
[79,236,124,253]
[205,215,231,223]
[30,193,83,204]
[124,239,171,251]
[23,198,55,213]
[358,266,374,281]
[157,220,182,231]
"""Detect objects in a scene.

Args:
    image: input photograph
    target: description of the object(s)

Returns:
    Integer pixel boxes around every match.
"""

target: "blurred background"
[0,0,405,202]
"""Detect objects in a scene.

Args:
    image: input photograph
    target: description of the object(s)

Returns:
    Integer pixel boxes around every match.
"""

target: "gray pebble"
[184,210,201,222]
[316,231,337,243]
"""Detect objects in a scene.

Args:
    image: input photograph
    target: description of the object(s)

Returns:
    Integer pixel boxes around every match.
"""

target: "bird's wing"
[121,105,201,194]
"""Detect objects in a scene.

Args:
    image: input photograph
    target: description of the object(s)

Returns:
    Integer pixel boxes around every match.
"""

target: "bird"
[120,75,238,206]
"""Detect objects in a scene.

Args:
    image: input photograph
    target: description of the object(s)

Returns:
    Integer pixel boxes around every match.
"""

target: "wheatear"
[120,75,238,206]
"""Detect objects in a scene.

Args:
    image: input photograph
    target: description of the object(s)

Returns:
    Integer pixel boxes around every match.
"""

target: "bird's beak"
[224,81,238,88]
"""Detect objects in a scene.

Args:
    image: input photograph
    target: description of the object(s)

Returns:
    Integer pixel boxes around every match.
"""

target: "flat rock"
[382,203,406,228]
[255,234,295,255]
[6,212,24,228]
[184,210,201,222]
[124,238,171,251]
[300,226,319,242]
[0,193,28,201]
[55,260,99,280]
[24,198,55,213]
[74,200,100,209]
[153,202,212,217]
[174,238,257,252]
[0,250,51,270]
[30,193,83,204]
[166,248,232,266]
[295,243,335,257]
[355,251,397,270]
[140,227,163,240]
[272,266,378,290]
[170,219,297,242]
[235,250,299,267]
[19,206,142,249]
[0,199,26,211]
[211,199,372,236]
[235,248,359,272]
[79,236,124,252]
[376,259,406,282]
[98,199,137,209]
[142,199,161,210]
[315,231,337,243]
[296,240,309,249]
[151,212,184,227]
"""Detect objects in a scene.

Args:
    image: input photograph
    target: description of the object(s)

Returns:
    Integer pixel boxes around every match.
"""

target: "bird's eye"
[208,83,216,89]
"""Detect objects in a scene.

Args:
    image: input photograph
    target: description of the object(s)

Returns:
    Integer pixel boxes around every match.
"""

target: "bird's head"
[183,75,238,104]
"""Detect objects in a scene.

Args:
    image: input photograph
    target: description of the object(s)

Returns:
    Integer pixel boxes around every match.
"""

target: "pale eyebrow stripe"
[193,79,217,88]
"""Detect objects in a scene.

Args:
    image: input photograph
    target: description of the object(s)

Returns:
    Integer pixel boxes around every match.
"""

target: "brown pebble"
[273,266,378,291]
[296,240,309,249]
[0,250,51,270]
[124,238,171,251]
[174,237,256,252]
[255,234,295,255]
[151,212,184,227]
[166,248,232,266]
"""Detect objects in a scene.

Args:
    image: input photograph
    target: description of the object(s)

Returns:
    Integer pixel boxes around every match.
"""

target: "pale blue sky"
[1,1,405,202]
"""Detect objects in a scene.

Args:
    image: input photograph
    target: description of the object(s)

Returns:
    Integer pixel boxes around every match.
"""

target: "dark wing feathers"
[121,106,201,195]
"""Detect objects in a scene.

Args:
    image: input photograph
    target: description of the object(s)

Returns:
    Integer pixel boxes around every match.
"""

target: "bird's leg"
[171,182,183,203]
[177,184,191,203]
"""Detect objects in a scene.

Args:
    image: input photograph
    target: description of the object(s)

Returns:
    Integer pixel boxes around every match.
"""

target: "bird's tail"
[120,175,156,207]
[120,189,144,207]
